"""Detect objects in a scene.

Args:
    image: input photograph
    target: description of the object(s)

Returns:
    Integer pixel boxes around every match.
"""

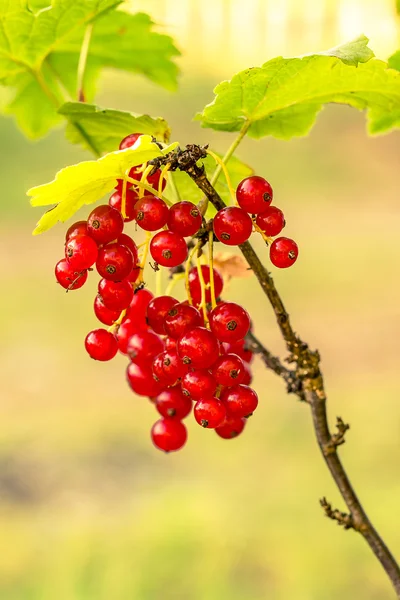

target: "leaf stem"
[77,23,94,102]
[210,120,250,186]
[207,149,236,204]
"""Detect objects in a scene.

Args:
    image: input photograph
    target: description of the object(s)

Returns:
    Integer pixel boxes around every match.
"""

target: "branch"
[151,144,400,597]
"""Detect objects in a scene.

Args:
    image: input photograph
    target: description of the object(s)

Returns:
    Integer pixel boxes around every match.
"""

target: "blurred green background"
[1,0,400,598]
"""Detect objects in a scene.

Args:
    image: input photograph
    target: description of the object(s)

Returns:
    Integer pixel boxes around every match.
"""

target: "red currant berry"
[209,302,250,342]
[220,384,258,418]
[194,397,226,428]
[153,349,188,385]
[223,340,254,364]
[167,201,202,237]
[127,362,164,397]
[181,370,217,400]
[117,318,147,354]
[241,362,253,385]
[65,235,98,270]
[211,353,245,387]
[270,237,298,268]
[98,278,134,311]
[151,418,187,452]
[116,234,138,259]
[256,206,285,237]
[87,205,124,244]
[165,337,177,351]
[85,328,118,361]
[146,295,179,334]
[65,220,88,242]
[164,303,203,339]
[215,415,246,439]
[155,387,192,419]
[236,175,273,213]
[129,166,167,195]
[96,243,134,281]
[213,206,252,246]
[119,133,141,150]
[188,265,224,305]
[55,259,88,290]
[133,196,169,231]
[177,327,219,369]
[126,288,154,321]
[127,330,164,365]
[94,295,121,325]
[150,231,188,267]
[109,189,138,222]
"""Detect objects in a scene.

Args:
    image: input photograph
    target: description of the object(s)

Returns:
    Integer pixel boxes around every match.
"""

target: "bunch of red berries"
[54,133,298,452]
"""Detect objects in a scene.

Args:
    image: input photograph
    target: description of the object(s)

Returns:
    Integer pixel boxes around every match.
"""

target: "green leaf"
[314,34,374,66]
[196,36,400,139]
[0,1,179,138]
[59,102,171,153]
[29,136,178,234]
[388,51,400,72]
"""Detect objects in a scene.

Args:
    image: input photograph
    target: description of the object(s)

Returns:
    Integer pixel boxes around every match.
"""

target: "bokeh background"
[1,0,400,598]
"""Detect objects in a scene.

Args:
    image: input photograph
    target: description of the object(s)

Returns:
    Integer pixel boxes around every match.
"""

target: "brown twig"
[151,144,400,597]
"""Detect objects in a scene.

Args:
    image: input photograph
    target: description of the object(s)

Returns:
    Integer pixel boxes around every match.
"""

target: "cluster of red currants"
[53,133,297,452]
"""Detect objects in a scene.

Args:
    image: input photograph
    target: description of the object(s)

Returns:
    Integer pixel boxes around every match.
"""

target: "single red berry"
[109,189,138,222]
[116,233,138,259]
[65,220,88,242]
[213,206,252,246]
[133,196,169,231]
[146,295,179,335]
[223,340,254,364]
[65,235,98,270]
[96,243,134,281]
[211,353,245,387]
[164,303,203,339]
[165,337,177,352]
[241,362,253,385]
[155,387,192,419]
[167,201,202,237]
[94,295,121,325]
[117,318,147,354]
[127,330,164,365]
[215,415,246,439]
[188,265,224,305]
[126,288,154,321]
[236,175,273,213]
[87,205,124,244]
[128,166,167,195]
[256,206,285,237]
[177,327,220,369]
[153,349,188,386]
[55,259,88,290]
[98,278,134,311]
[270,237,298,268]
[127,362,164,397]
[194,397,226,429]
[119,133,141,150]
[85,328,118,361]
[209,302,250,343]
[150,231,188,267]
[181,370,217,400]
[151,418,187,452]
[220,384,258,418]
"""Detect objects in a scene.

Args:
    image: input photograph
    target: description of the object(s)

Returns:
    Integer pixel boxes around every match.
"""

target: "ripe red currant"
[220,384,258,418]
[127,362,164,397]
[126,288,154,321]
[209,302,251,342]
[213,206,253,246]
[236,175,273,213]
[194,397,226,428]
[133,196,169,231]
[151,418,187,452]
[98,278,134,311]
[270,237,298,268]
[87,205,124,244]
[85,329,118,361]
[152,349,188,386]
[119,133,141,150]
[65,235,98,270]
[109,189,138,222]
[146,295,179,335]
[177,327,220,369]
[155,387,192,419]
[150,231,188,267]
[211,353,245,387]
[127,330,164,366]
[181,370,217,400]
[128,166,167,195]
[94,295,121,325]
[256,206,285,237]
[223,340,254,363]
[163,303,203,339]
[55,259,88,290]
[117,318,147,355]
[241,362,253,385]
[96,243,134,281]
[215,415,246,439]
[65,220,88,242]
[167,201,202,237]
[188,265,224,305]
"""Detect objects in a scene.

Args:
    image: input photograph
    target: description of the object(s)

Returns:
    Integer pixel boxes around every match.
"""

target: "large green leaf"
[388,51,400,72]
[28,136,178,234]
[196,36,400,139]
[0,1,180,138]
[59,102,171,153]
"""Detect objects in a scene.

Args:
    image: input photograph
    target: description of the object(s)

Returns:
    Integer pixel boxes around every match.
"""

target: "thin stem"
[208,230,217,309]
[107,308,127,333]
[165,272,185,296]
[158,163,171,197]
[207,149,236,203]
[210,121,250,186]
[139,165,154,199]
[126,175,172,206]
[77,23,94,102]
